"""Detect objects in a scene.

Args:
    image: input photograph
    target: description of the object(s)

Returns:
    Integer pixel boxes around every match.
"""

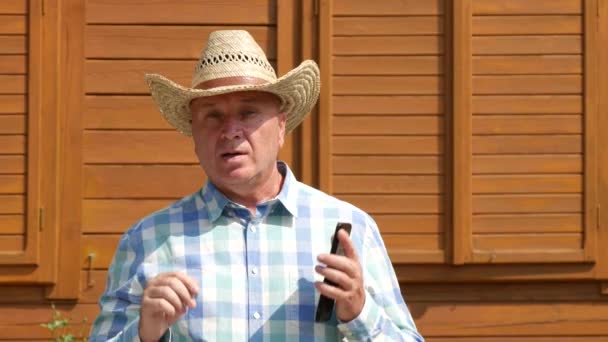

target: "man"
[90,30,423,341]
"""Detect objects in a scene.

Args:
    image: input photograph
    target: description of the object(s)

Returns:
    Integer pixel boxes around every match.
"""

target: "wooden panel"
[473,214,581,233]
[0,0,27,14]
[473,95,582,114]
[473,234,582,250]
[472,0,582,15]
[333,0,443,15]
[473,75,582,95]
[375,214,443,234]
[473,115,582,134]
[0,175,24,193]
[0,114,25,134]
[415,303,608,336]
[0,235,23,250]
[83,199,177,233]
[0,55,26,74]
[84,131,196,163]
[86,0,276,24]
[81,234,121,269]
[0,135,25,153]
[84,165,205,198]
[384,233,444,250]
[0,195,23,214]
[333,17,443,36]
[80,270,107,303]
[332,116,443,135]
[0,15,26,34]
[333,56,442,76]
[472,135,581,154]
[473,56,582,75]
[0,155,25,174]
[472,175,582,194]
[333,36,443,56]
[0,35,26,54]
[0,215,23,234]
[333,136,442,155]
[473,155,581,174]
[338,195,442,214]
[85,60,193,94]
[333,76,443,95]
[472,194,582,214]
[333,175,442,194]
[0,95,26,113]
[472,36,581,55]
[333,156,442,175]
[86,25,276,59]
[473,15,581,35]
[84,96,169,129]
[334,96,443,115]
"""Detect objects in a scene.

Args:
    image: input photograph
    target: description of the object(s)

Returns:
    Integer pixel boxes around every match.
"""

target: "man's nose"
[220,117,243,140]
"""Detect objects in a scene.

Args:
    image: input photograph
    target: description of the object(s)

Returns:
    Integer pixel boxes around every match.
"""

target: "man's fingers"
[315,265,352,290]
[146,297,177,318]
[154,276,197,308]
[337,229,358,261]
[146,285,186,313]
[171,272,199,296]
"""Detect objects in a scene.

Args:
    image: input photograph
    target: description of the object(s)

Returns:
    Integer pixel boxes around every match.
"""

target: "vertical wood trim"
[318,0,332,193]
[443,0,454,264]
[46,0,85,299]
[299,0,318,186]
[596,0,608,279]
[583,0,598,263]
[452,0,473,265]
[277,0,296,173]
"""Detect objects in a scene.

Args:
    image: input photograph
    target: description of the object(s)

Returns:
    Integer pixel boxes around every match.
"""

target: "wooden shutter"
[0,0,40,265]
[320,0,448,263]
[453,0,598,264]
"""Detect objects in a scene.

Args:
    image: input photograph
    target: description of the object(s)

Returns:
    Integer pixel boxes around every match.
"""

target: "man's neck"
[218,165,285,215]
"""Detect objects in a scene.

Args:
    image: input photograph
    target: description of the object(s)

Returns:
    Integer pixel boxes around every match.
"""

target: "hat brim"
[145,60,320,137]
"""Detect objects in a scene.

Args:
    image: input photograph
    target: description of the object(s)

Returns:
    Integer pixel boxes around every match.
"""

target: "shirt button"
[250,225,257,233]
[251,267,258,275]
[253,312,261,319]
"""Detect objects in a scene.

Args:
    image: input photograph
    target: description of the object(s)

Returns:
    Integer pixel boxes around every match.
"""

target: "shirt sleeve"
[336,215,425,342]
[88,227,171,341]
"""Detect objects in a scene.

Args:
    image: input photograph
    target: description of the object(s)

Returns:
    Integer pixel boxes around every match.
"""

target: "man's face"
[190,91,286,192]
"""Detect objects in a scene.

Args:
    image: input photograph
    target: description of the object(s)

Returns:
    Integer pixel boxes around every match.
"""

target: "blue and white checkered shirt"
[90,163,423,341]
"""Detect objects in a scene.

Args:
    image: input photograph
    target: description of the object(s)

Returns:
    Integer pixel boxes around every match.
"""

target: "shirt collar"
[200,161,299,222]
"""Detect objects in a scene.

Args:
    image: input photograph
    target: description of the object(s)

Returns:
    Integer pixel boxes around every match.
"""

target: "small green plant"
[40,303,88,342]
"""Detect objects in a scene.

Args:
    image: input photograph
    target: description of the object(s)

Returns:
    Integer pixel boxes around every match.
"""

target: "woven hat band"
[195,76,269,90]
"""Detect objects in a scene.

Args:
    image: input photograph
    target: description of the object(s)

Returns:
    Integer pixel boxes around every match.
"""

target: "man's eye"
[207,112,222,119]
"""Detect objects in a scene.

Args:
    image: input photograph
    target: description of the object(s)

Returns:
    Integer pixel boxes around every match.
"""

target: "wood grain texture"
[333,56,443,76]
[0,175,23,193]
[0,55,26,74]
[472,36,581,55]
[472,194,582,214]
[0,156,24,174]
[0,115,26,134]
[333,175,443,194]
[473,75,582,95]
[84,131,197,164]
[0,35,26,54]
[332,116,443,135]
[338,195,442,214]
[473,15,581,35]
[472,155,581,174]
[81,234,121,269]
[473,214,582,233]
[86,0,276,24]
[333,36,443,56]
[0,95,25,113]
[473,233,582,250]
[0,0,27,14]
[84,165,205,198]
[472,0,582,15]
[473,115,582,134]
[472,135,582,154]
[375,214,444,234]
[0,215,23,234]
[84,95,169,129]
[83,199,179,233]
[472,174,582,194]
[86,25,276,59]
[332,156,443,174]
[0,135,25,153]
[384,233,444,250]
[334,96,443,115]
[473,55,582,75]
[473,95,582,114]
[0,15,26,34]
[333,136,442,155]
[333,17,443,36]
[333,0,443,15]
[333,76,443,95]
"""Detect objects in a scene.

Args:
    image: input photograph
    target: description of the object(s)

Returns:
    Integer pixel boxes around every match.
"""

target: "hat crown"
[191,30,276,88]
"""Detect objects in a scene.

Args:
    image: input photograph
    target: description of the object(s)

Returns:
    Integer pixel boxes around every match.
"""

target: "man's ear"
[278,112,287,147]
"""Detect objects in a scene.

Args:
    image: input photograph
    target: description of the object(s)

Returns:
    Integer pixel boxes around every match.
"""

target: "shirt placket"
[246,212,263,340]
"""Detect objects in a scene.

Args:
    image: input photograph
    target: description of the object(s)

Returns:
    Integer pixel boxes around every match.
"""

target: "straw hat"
[145,30,321,137]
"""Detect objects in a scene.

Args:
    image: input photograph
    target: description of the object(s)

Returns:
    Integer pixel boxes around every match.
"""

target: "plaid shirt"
[90,163,423,341]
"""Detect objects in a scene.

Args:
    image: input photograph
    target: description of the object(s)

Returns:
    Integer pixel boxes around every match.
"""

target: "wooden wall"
[0,0,607,340]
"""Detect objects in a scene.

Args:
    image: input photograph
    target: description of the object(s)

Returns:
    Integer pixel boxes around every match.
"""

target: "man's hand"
[314,229,365,322]
[139,272,199,342]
